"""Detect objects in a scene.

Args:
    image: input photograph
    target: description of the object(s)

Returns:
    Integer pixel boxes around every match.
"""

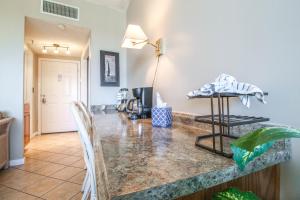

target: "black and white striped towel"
[187,74,266,108]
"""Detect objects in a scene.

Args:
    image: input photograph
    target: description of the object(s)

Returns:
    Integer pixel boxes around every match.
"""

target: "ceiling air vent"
[41,0,79,21]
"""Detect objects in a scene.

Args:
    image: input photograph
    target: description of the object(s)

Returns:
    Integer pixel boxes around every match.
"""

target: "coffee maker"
[116,88,129,112]
[126,87,153,120]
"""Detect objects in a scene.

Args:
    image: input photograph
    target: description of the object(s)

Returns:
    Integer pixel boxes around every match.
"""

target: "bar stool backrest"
[71,103,98,200]
[77,102,93,138]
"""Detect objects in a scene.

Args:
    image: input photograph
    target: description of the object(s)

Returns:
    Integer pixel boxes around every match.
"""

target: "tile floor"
[0,132,85,200]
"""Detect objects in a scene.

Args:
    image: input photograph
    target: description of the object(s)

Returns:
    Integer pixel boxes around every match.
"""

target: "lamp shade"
[122,24,148,49]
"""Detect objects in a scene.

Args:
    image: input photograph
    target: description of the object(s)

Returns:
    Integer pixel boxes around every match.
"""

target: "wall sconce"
[122,24,166,87]
[42,43,71,55]
[121,24,165,57]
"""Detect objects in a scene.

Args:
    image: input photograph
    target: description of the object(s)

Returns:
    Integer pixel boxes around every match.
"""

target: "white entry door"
[40,59,79,133]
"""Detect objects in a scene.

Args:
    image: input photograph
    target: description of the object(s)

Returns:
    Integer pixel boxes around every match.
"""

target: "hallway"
[0,132,84,200]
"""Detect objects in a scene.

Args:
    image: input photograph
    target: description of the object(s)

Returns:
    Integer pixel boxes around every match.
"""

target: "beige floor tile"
[27,143,53,151]
[71,153,83,159]
[42,153,68,163]
[1,170,45,190]
[62,147,82,156]
[64,142,82,148]
[24,149,40,157]
[68,170,86,184]
[41,182,81,200]
[49,167,83,181]
[29,151,57,160]
[35,163,66,176]
[1,132,83,200]
[0,185,40,200]
[70,158,85,169]
[72,149,84,157]
[70,192,84,200]
[16,158,48,173]
[0,168,30,186]
[25,150,51,160]
[22,177,64,197]
[46,145,68,153]
[54,155,82,166]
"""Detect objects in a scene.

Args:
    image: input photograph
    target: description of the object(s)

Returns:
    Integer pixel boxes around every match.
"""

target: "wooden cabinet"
[0,118,13,169]
[24,103,30,146]
[178,165,280,200]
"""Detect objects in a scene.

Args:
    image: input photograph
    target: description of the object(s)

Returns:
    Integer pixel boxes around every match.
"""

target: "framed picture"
[100,50,120,87]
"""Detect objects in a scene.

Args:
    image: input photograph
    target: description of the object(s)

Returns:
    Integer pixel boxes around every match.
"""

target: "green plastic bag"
[230,127,300,170]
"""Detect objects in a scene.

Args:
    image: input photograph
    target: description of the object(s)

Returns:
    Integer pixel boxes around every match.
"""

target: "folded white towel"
[187,74,266,108]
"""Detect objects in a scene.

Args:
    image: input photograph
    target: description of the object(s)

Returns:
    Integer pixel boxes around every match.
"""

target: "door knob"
[41,95,46,104]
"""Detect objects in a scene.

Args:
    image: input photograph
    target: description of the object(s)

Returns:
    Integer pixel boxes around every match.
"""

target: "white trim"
[86,38,92,108]
[9,158,25,166]
[38,59,41,135]
[40,0,80,21]
[38,58,80,134]
[24,47,35,139]
[30,131,40,139]
[80,37,91,108]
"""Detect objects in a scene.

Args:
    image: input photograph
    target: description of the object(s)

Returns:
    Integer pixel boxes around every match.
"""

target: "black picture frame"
[100,50,120,87]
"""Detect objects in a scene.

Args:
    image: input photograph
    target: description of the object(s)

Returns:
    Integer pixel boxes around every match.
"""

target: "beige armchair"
[0,118,13,169]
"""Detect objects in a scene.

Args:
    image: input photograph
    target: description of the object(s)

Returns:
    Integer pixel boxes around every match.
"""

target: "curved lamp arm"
[132,39,164,57]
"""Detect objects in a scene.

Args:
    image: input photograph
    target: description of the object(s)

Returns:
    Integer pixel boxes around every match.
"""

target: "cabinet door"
[0,134,8,168]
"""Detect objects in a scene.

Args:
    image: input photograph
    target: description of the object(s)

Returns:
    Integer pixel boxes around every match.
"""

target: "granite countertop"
[92,112,291,200]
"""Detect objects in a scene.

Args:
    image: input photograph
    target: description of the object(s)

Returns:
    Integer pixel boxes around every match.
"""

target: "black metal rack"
[191,93,269,158]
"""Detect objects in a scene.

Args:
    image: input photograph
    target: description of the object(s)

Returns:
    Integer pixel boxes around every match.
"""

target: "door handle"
[41,95,46,104]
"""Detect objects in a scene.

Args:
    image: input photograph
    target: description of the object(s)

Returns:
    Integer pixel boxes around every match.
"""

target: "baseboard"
[30,131,40,139]
[9,158,25,166]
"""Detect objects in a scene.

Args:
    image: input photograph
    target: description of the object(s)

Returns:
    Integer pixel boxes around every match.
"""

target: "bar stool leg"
[82,173,91,200]
[81,170,88,192]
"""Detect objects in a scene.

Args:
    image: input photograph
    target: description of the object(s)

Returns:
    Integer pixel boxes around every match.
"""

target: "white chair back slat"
[78,102,93,127]
[71,103,98,200]
[78,102,93,138]
[77,102,111,200]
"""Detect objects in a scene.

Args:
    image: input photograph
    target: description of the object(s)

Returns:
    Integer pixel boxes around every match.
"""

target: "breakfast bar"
[92,111,291,200]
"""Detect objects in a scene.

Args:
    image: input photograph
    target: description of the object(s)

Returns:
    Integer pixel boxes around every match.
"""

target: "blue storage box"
[152,106,173,128]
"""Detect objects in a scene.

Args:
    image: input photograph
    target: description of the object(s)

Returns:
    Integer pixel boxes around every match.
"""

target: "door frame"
[80,40,91,109]
[38,58,80,135]
[23,48,34,137]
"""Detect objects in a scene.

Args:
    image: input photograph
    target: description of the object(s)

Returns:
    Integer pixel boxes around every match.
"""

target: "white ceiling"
[83,0,131,11]
[25,17,90,57]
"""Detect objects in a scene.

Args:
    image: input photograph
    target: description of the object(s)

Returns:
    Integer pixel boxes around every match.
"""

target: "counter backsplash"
[91,105,117,113]
[172,112,285,137]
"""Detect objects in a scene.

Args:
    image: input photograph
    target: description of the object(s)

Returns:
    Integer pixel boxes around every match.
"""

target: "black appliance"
[126,87,153,120]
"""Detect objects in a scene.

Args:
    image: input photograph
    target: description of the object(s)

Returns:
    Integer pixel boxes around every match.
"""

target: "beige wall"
[127,0,300,199]
[0,0,127,161]
[22,0,127,105]
[0,1,25,162]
